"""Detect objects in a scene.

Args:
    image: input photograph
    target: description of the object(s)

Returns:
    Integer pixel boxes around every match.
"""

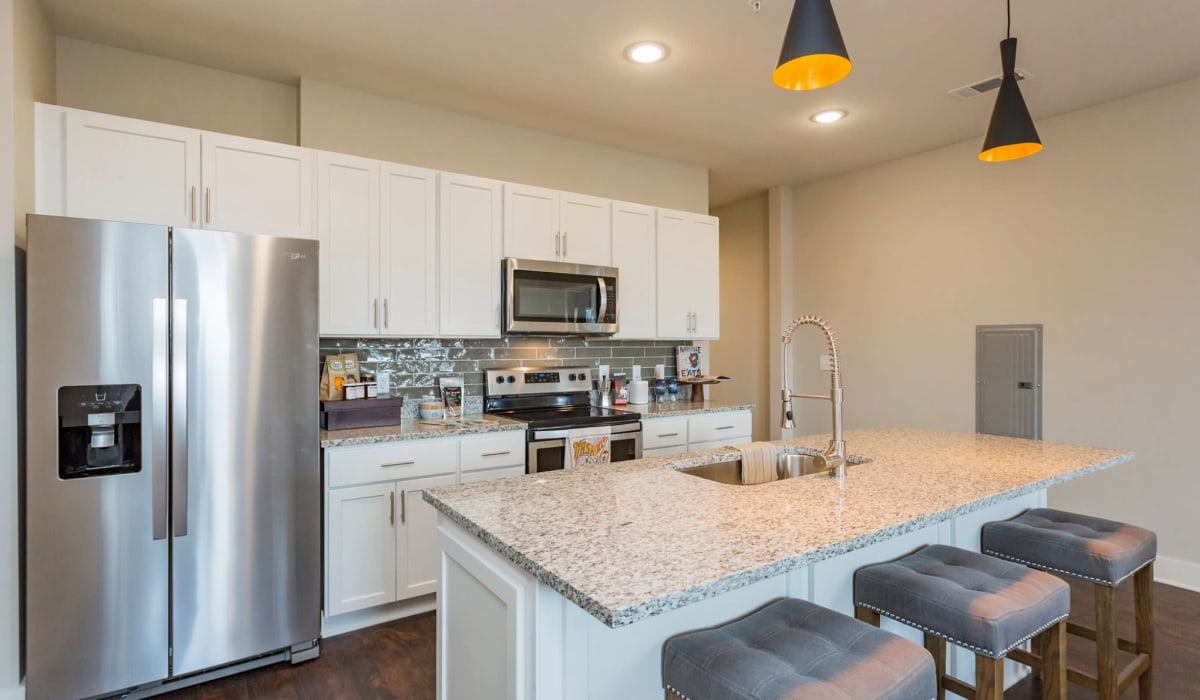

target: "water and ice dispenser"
[57,384,142,479]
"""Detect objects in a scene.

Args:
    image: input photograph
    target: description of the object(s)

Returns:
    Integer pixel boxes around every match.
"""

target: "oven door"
[504,258,618,335]
[527,423,642,474]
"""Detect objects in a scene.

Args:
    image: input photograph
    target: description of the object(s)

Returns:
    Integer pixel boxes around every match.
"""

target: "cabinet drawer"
[460,465,525,484]
[459,432,525,472]
[688,411,752,445]
[643,444,690,459]
[642,417,689,450]
[327,439,457,488]
[689,437,752,453]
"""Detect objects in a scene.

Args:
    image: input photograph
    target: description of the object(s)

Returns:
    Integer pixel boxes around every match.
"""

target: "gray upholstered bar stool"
[661,597,936,699]
[981,508,1156,700]
[854,544,1070,700]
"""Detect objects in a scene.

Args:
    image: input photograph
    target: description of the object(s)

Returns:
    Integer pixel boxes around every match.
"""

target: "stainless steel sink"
[676,453,844,485]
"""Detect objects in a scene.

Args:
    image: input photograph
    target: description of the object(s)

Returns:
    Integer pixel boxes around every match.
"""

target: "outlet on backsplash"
[319,337,684,417]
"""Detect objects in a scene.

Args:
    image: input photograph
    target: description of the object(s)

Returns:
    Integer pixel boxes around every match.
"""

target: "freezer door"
[169,227,320,675]
[24,215,170,700]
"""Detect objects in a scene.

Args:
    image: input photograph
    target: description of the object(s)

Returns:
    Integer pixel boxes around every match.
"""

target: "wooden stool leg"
[1039,620,1067,700]
[854,606,880,627]
[975,655,1004,700]
[1135,563,1155,700]
[923,633,946,700]
[1095,582,1119,700]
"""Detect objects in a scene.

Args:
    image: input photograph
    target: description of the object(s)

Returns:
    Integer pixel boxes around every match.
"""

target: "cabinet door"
[503,183,559,261]
[381,163,438,336]
[611,201,657,339]
[396,473,459,600]
[689,214,721,339]
[63,109,200,227]
[440,173,503,337]
[655,209,693,338]
[459,465,525,483]
[201,132,314,238]
[560,192,612,266]
[327,483,397,617]
[316,151,379,336]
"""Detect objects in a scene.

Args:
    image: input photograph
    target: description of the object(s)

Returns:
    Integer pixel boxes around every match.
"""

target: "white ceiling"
[40,0,1200,207]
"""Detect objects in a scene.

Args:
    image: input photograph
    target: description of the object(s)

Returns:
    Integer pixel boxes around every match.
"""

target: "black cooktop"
[491,405,641,431]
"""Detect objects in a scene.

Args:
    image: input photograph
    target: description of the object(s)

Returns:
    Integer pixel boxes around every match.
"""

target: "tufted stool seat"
[855,544,1069,700]
[661,597,936,700]
[982,508,1156,699]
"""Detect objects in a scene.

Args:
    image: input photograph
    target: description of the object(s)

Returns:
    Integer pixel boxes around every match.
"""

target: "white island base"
[436,490,1044,700]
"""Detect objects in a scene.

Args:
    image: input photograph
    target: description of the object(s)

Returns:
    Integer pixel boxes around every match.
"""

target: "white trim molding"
[0,683,26,700]
[1156,555,1200,593]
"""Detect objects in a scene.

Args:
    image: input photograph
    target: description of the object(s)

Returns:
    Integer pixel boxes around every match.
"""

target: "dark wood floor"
[164,579,1199,699]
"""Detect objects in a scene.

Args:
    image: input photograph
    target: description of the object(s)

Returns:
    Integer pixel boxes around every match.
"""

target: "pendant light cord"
[1007,0,1012,38]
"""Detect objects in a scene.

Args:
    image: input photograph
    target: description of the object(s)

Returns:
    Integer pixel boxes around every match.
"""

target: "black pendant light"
[979,0,1043,162]
[772,0,852,91]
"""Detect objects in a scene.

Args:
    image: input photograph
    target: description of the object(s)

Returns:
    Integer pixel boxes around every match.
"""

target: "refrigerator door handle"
[152,299,169,540]
[172,298,189,538]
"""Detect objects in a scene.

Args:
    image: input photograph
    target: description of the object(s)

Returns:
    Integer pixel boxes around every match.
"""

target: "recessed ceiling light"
[810,109,848,124]
[624,41,669,64]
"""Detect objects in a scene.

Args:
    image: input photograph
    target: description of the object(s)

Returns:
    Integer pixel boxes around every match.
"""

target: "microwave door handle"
[597,277,608,324]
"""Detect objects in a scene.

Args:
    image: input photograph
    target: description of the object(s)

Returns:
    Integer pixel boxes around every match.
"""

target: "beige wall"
[4,0,55,692]
[789,77,1200,578]
[299,79,708,213]
[709,193,770,440]
[56,37,297,144]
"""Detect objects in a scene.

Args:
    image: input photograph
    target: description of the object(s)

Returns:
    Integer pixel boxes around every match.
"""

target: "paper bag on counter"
[341,353,361,383]
[320,355,347,401]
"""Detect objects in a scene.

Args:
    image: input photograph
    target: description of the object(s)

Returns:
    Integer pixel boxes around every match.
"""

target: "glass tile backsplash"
[320,337,683,415]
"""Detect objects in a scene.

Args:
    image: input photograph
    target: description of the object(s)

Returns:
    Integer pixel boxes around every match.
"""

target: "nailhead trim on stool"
[982,507,1156,700]
[661,597,936,700]
[855,544,1070,700]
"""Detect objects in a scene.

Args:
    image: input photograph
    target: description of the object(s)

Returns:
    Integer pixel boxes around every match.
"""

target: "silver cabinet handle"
[555,232,561,258]
[657,432,680,438]
[481,450,511,457]
[400,490,407,524]
[374,298,379,329]
[190,186,197,223]
[563,232,568,257]
[172,299,189,538]
[715,425,735,431]
[389,491,395,526]
[384,298,389,329]
[495,303,500,330]
[205,187,212,224]
[152,299,169,540]
[382,460,416,468]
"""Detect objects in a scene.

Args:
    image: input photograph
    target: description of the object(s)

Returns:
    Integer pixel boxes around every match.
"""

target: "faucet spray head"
[782,395,795,430]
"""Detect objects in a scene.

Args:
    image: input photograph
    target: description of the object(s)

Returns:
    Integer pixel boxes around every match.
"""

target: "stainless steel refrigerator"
[24,215,321,700]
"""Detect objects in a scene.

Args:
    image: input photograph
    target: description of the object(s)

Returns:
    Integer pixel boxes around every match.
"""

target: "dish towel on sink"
[736,442,778,485]
[566,426,612,469]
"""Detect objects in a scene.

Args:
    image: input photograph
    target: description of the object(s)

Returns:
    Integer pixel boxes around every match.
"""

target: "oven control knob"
[506,375,516,383]
[568,373,577,381]
[495,376,505,384]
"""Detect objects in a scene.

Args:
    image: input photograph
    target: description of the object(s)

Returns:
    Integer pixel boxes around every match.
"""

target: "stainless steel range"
[484,366,642,473]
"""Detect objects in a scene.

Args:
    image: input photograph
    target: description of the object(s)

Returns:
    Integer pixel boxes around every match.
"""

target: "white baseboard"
[321,595,437,638]
[0,683,24,700]
[1156,555,1200,592]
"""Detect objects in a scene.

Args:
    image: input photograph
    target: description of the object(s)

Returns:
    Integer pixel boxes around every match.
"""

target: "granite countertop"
[423,426,1133,628]
[620,400,754,418]
[321,414,526,448]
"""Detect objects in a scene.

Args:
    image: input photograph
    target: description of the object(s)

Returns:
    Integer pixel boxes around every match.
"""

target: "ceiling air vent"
[948,69,1033,99]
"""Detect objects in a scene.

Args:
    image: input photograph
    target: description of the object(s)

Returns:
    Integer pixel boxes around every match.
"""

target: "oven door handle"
[531,423,642,441]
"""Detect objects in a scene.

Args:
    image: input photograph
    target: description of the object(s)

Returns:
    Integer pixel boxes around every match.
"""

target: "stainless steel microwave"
[503,258,618,335]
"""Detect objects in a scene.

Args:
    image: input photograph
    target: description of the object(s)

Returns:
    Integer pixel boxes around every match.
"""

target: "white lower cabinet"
[641,410,753,455]
[324,430,526,631]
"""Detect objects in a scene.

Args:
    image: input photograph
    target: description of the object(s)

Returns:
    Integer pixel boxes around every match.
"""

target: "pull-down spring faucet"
[781,315,846,478]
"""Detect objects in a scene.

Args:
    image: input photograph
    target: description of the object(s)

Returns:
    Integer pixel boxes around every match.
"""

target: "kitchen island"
[423,427,1133,699]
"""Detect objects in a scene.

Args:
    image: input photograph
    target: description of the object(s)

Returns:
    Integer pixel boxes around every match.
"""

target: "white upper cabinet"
[201,132,314,239]
[611,201,657,339]
[56,107,201,227]
[381,163,439,337]
[440,173,503,338]
[656,209,720,340]
[503,184,559,261]
[560,192,612,267]
[503,184,612,266]
[317,151,380,336]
